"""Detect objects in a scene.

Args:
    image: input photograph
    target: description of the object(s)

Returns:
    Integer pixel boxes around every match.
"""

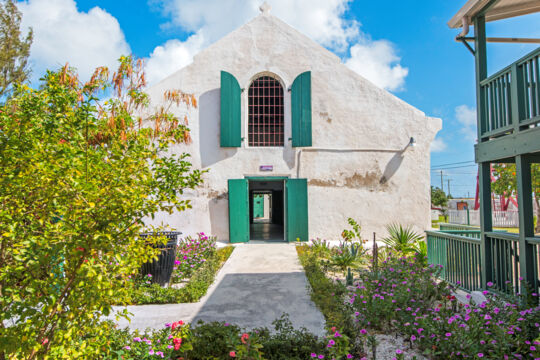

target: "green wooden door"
[253,195,264,218]
[286,179,308,242]
[228,179,249,243]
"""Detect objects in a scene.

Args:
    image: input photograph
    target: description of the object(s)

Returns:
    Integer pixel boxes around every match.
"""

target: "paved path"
[110,243,326,335]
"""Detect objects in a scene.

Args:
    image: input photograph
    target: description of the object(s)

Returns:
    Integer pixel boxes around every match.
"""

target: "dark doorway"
[249,180,285,241]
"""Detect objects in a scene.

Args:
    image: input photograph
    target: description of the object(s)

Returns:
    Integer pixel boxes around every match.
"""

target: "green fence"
[439,223,480,231]
[426,230,482,291]
[428,228,540,295]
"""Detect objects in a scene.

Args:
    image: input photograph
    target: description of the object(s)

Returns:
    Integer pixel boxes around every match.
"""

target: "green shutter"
[286,178,308,242]
[228,179,249,243]
[220,71,242,147]
[291,71,312,147]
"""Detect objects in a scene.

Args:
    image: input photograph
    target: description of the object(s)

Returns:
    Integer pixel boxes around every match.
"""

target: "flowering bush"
[106,317,324,359]
[109,321,193,359]
[299,241,540,359]
[172,232,217,282]
[348,253,540,359]
[129,246,233,304]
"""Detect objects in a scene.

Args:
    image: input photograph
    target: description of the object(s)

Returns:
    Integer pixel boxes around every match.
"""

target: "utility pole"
[440,170,444,192]
[447,179,451,197]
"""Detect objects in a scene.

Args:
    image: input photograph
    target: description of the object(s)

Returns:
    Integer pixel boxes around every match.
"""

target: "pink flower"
[173,337,183,350]
[229,351,236,357]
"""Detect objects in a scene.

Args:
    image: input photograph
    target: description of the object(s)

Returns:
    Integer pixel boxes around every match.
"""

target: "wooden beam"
[475,126,540,162]
[462,37,540,44]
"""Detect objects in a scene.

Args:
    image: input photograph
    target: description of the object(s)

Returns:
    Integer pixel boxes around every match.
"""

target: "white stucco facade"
[146,11,442,242]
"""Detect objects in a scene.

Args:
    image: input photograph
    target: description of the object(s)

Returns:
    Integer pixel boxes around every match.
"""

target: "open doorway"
[249,180,285,241]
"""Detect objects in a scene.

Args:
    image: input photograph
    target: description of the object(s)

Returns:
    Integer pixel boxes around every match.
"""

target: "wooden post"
[479,163,493,287]
[474,15,494,289]
[516,155,535,294]
[373,232,378,276]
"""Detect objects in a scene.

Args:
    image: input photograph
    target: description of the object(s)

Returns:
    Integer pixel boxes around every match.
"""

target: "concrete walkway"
[110,243,326,335]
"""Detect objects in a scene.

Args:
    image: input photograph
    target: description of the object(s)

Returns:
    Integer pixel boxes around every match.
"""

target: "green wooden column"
[516,155,536,293]
[474,15,493,288]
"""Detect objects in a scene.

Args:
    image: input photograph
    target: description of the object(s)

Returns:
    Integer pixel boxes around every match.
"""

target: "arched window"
[248,75,284,147]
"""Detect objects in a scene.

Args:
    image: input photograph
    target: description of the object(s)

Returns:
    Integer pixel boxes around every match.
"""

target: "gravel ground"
[366,334,427,360]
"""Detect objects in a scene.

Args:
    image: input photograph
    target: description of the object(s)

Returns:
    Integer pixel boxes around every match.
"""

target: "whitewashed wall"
[145,13,442,242]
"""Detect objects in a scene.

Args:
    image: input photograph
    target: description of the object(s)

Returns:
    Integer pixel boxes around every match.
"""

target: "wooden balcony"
[476,47,540,163]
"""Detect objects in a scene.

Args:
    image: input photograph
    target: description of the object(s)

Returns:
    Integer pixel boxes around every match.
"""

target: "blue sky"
[17,0,540,198]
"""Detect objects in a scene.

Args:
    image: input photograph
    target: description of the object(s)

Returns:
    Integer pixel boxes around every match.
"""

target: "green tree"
[0,57,203,359]
[492,163,540,233]
[0,0,32,98]
[431,186,448,208]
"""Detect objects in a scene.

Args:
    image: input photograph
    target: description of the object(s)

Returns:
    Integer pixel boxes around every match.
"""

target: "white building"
[147,5,441,243]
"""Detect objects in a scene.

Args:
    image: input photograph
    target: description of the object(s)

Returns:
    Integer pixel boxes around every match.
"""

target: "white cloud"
[455,105,477,141]
[153,0,358,52]
[344,39,408,91]
[146,0,407,90]
[145,32,205,84]
[19,0,130,81]
[430,137,447,153]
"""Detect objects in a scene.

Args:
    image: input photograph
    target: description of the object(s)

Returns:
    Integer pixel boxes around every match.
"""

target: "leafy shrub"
[255,314,325,359]
[381,223,424,255]
[341,218,363,243]
[0,58,203,359]
[130,246,234,304]
[329,243,366,273]
[189,321,243,359]
[172,232,217,282]
[296,246,356,339]
[310,238,332,258]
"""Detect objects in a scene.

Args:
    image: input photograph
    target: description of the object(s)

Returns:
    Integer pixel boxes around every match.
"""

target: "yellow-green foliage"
[0,58,203,359]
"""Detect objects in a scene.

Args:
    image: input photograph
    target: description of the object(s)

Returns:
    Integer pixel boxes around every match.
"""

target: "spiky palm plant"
[381,223,424,255]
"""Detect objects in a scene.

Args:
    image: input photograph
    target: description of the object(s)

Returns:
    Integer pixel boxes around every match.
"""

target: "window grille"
[248,75,284,146]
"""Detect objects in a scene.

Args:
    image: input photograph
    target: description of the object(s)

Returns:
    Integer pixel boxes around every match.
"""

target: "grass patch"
[130,246,234,304]
[296,245,355,337]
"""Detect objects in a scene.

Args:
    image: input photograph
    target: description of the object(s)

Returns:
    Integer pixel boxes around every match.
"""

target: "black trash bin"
[139,231,181,286]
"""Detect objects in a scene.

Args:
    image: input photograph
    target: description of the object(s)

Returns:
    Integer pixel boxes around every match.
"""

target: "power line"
[431,160,475,168]
[430,164,478,171]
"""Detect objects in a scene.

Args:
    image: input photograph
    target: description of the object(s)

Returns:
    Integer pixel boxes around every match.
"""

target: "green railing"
[426,230,482,291]
[479,47,540,139]
[485,232,520,294]
[441,230,481,239]
[428,229,540,295]
[439,223,480,231]
[527,236,540,293]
